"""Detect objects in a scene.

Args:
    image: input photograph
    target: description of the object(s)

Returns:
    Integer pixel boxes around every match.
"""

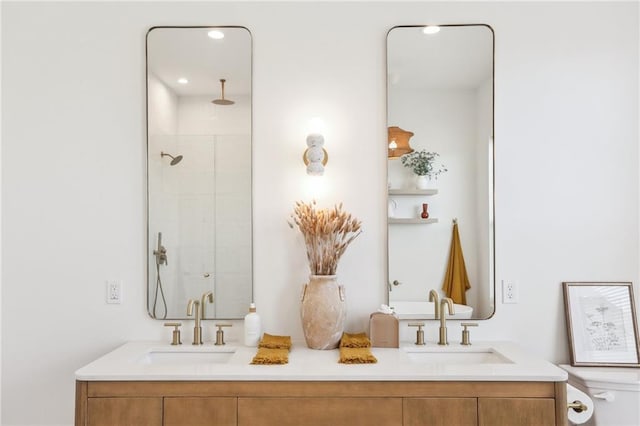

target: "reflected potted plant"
[289,201,362,349]
[400,150,447,189]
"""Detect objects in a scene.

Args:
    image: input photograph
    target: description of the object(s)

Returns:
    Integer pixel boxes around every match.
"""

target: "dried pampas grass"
[289,201,362,276]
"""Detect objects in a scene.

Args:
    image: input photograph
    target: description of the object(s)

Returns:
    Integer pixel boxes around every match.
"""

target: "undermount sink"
[404,347,514,365]
[136,346,236,365]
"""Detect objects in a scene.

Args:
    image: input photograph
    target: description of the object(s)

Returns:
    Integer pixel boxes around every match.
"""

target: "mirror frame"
[145,25,254,320]
[385,24,496,320]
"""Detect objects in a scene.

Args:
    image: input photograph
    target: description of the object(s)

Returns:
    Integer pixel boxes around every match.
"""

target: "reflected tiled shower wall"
[149,134,251,318]
[214,135,252,318]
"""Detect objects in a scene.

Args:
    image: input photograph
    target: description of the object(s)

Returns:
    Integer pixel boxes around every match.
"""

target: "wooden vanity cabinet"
[76,380,567,426]
[238,397,403,426]
[404,398,477,426]
[478,397,557,426]
[164,397,237,426]
[83,395,162,426]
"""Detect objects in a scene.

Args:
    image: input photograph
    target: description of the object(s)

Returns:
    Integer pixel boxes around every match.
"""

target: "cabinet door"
[404,398,477,426]
[87,397,162,426]
[478,398,556,426]
[238,397,403,426]
[164,397,237,426]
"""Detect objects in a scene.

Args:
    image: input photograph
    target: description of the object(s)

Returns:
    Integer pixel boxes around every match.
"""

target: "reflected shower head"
[212,79,235,105]
[161,151,183,166]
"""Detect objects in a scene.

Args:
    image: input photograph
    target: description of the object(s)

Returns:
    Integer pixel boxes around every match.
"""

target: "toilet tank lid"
[560,364,640,392]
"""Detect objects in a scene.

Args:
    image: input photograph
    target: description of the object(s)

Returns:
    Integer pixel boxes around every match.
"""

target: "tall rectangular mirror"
[146,27,252,319]
[387,25,494,320]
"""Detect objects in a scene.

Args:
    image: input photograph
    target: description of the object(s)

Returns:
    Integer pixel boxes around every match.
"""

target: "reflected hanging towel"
[441,221,471,305]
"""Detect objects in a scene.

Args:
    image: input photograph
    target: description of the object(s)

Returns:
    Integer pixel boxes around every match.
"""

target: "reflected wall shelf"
[389,218,438,224]
[388,189,438,196]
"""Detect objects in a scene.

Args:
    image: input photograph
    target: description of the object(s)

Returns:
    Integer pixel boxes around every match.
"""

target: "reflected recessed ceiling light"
[423,26,441,35]
[177,78,189,84]
[208,30,225,40]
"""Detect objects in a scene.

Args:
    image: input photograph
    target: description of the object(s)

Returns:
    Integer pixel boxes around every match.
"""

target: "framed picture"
[563,282,640,367]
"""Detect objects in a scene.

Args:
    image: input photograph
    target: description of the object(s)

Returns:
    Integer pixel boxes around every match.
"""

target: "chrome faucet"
[200,291,214,319]
[428,289,441,320]
[438,297,455,345]
[187,299,202,345]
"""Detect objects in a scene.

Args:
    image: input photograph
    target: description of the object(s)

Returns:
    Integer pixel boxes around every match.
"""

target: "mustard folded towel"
[339,347,377,364]
[250,347,289,365]
[258,333,292,350]
[340,332,372,348]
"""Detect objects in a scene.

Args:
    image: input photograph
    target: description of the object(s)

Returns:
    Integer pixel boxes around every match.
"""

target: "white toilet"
[561,364,640,426]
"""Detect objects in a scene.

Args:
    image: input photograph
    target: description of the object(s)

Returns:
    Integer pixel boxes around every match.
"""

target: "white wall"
[148,72,178,136]
[1,2,637,425]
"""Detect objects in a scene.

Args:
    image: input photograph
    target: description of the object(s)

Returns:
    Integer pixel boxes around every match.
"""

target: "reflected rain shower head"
[212,79,235,105]
[161,151,183,166]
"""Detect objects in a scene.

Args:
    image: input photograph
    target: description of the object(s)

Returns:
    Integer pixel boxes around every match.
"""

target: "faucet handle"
[460,323,478,346]
[214,324,232,346]
[408,323,426,346]
[164,322,182,345]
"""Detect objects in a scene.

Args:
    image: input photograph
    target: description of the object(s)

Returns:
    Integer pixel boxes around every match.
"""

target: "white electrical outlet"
[106,280,122,304]
[502,280,518,304]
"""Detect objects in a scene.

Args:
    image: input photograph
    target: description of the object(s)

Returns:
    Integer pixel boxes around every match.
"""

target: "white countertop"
[75,340,567,382]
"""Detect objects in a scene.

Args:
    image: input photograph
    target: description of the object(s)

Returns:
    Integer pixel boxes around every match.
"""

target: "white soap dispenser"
[244,303,262,347]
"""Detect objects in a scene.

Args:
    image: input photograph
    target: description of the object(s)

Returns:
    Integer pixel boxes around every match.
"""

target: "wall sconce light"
[303,134,328,175]
[303,118,328,175]
[388,126,414,159]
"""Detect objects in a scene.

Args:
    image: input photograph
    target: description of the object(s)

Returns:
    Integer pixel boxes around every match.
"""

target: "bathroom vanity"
[75,341,568,426]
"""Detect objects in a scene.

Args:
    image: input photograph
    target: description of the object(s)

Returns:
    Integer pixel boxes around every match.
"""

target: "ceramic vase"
[416,175,429,190]
[300,275,346,350]
[421,203,430,219]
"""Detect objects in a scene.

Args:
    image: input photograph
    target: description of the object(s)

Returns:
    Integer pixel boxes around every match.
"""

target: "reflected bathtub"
[390,300,473,320]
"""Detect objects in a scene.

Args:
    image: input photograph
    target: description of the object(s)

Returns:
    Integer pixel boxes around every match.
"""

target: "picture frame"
[563,282,640,367]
